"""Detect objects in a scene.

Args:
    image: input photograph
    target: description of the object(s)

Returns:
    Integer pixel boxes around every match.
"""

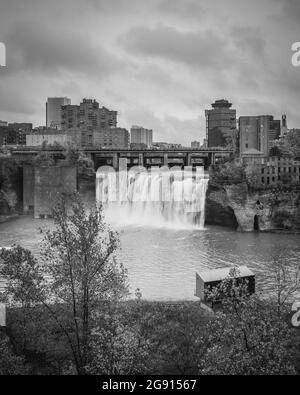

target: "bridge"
[10,147,234,169]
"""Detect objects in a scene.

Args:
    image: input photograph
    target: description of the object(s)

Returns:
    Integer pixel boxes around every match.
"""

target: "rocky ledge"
[205,181,300,232]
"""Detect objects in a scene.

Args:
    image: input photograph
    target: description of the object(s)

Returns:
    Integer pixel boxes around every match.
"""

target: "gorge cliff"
[205,181,300,232]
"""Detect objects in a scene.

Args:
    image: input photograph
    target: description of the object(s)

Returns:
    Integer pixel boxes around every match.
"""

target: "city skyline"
[0,0,300,145]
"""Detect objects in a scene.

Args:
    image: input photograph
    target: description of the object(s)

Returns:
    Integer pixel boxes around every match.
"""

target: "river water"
[1,215,300,300]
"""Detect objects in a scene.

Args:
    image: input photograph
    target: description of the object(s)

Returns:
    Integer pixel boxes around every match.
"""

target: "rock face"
[205,183,239,229]
[205,181,300,232]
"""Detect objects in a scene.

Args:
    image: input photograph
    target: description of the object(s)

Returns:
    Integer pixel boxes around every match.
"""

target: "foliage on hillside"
[270,130,300,158]
[0,159,18,215]
[210,160,246,184]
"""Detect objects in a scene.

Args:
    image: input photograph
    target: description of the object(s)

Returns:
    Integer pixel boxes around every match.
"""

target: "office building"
[61,98,117,132]
[239,115,281,156]
[247,157,300,187]
[46,97,71,129]
[130,126,153,148]
[205,99,237,148]
[94,127,129,148]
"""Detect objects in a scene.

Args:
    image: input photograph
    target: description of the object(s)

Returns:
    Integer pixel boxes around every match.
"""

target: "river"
[1,215,300,300]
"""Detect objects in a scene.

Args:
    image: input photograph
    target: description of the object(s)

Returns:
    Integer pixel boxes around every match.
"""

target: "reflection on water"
[1,216,300,300]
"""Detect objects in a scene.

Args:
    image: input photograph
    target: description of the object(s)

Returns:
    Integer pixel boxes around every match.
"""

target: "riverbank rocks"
[205,181,300,232]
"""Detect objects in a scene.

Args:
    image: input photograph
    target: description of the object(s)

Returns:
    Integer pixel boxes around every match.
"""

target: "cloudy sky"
[0,0,299,145]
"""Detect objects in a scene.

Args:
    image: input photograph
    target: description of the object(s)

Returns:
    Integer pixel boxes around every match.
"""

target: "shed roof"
[242,148,264,156]
[197,266,254,283]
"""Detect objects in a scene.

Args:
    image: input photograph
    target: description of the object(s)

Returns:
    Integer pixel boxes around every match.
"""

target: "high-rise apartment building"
[61,99,117,132]
[205,99,237,148]
[46,97,71,129]
[239,115,281,156]
[130,126,153,148]
[0,123,32,146]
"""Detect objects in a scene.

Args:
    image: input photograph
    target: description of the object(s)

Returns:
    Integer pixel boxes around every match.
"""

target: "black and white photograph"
[0,0,300,379]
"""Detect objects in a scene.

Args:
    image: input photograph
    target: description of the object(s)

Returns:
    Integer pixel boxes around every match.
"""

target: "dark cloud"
[2,22,121,77]
[120,25,230,70]
[273,0,300,21]
[231,27,267,59]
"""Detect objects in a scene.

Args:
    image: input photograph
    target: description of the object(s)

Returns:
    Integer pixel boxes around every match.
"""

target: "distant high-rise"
[61,98,117,132]
[281,114,288,137]
[239,115,281,156]
[205,99,237,148]
[130,126,153,148]
[46,97,71,129]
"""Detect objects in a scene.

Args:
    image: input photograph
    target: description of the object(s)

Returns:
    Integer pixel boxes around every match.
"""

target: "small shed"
[195,266,255,302]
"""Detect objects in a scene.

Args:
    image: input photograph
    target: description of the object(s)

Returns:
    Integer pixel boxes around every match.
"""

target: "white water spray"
[96,167,209,230]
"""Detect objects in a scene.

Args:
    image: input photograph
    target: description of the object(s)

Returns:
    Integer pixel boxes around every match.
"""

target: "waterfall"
[96,167,209,230]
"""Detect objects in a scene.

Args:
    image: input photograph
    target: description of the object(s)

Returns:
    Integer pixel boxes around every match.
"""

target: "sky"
[0,0,299,145]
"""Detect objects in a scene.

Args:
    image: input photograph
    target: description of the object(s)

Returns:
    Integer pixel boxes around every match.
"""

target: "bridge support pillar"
[211,153,216,165]
[164,153,168,166]
[113,153,118,170]
[187,154,192,166]
[138,153,144,167]
[208,152,216,165]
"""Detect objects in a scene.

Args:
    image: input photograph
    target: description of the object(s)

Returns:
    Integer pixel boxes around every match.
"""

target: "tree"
[64,146,79,165]
[263,246,300,317]
[39,194,128,374]
[199,270,295,375]
[1,194,128,375]
[0,246,45,352]
[87,304,152,375]
[0,336,28,375]
[0,158,18,214]
[32,151,55,167]
[271,130,300,159]
[77,152,95,177]
[210,160,246,184]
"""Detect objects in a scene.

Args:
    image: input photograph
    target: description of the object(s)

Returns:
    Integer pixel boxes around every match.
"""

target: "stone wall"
[23,166,77,218]
[23,166,34,212]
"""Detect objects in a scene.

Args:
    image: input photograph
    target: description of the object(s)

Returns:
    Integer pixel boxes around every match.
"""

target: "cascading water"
[96,167,209,230]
